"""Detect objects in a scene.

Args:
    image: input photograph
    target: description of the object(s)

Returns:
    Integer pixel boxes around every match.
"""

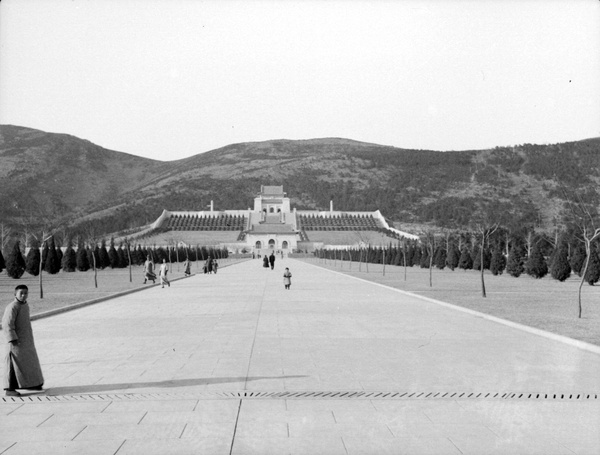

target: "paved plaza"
[1,258,599,454]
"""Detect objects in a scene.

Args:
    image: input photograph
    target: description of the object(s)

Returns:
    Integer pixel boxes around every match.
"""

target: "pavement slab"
[0,258,599,454]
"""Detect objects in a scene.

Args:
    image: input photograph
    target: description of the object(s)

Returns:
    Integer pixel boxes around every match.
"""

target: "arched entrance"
[268,239,276,249]
[255,241,262,249]
[282,241,288,249]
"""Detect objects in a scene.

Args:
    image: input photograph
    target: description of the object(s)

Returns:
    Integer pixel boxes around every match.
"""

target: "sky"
[1,0,599,161]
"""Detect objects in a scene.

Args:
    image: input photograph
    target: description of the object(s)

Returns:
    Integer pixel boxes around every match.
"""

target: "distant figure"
[269,251,276,270]
[205,256,213,274]
[2,285,44,397]
[281,251,284,259]
[159,259,170,288]
[283,268,292,290]
[143,257,156,284]
[263,256,269,268]
[183,258,191,277]
[213,260,218,274]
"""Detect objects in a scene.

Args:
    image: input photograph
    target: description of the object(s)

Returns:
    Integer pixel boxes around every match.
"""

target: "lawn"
[302,257,600,347]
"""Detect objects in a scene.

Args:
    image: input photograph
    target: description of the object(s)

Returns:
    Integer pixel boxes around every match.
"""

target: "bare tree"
[474,223,499,297]
[560,185,600,318]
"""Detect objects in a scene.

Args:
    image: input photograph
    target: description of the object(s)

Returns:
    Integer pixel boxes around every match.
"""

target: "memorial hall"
[147,185,417,254]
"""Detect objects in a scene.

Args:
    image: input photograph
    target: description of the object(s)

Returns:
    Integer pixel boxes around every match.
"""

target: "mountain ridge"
[1,124,599,239]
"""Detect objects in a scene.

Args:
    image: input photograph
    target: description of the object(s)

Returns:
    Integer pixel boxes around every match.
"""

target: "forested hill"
[1,124,599,237]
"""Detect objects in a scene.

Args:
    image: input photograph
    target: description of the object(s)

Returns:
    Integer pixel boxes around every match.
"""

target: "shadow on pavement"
[44,375,307,395]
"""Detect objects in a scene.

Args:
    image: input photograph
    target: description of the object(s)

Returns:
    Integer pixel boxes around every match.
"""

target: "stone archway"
[255,241,262,249]
[282,241,288,249]
[268,239,276,249]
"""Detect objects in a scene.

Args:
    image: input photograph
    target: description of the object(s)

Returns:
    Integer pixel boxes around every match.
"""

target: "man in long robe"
[2,285,44,397]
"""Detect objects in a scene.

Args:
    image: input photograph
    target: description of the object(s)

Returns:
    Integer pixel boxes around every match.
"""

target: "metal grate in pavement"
[2,391,598,403]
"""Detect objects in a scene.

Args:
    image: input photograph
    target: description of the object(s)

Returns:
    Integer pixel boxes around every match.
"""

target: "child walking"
[283,267,292,290]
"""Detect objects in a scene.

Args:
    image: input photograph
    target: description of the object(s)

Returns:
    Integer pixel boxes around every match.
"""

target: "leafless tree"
[560,185,600,318]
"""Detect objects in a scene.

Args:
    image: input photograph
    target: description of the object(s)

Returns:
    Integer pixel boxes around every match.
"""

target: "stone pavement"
[1,258,599,454]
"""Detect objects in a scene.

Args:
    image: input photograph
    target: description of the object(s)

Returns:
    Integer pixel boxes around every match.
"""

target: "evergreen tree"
[525,241,548,279]
[446,243,460,271]
[117,246,128,268]
[44,237,61,274]
[506,245,525,277]
[108,242,119,268]
[406,244,415,266]
[56,246,63,270]
[411,245,421,266]
[62,245,77,272]
[6,241,26,279]
[458,248,473,270]
[98,240,110,269]
[0,248,5,273]
[76,244,90,271]
[434,246,446,270]
[419,247,430,268]
[550,244,571,282]
[472,245,481,271]
[490,247,506,276]
[584,246,600,285]
[25,240,41,276]
[570,244,587,276]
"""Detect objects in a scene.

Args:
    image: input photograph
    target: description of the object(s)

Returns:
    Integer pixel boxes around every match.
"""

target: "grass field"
[1,257,598,347]
[301,257,600,347]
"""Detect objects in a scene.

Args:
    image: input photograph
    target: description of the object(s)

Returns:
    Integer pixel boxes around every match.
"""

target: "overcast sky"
[1,0,599,161]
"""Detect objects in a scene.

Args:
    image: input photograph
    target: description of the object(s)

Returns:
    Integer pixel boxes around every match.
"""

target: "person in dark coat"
[2,285,44,396]
[269,252,276,270]
[263,256,269,268]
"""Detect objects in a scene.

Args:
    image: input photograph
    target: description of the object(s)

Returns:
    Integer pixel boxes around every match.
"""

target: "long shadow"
[45,375,307,396]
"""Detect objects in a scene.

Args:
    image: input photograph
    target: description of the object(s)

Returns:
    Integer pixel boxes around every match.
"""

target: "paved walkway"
[1,258,599,454]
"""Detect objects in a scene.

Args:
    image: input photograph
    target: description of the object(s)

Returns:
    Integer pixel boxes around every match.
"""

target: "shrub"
[570,244,586,276]
[506,245,525,277]
[62,245,77,272]
[458,248,473,270]
[0,249,5,273]
[44,237,61,274]
[550,245,571,282]
[6,241,26,279]
[25,242,41,276]
[76,245,90,271]
[525,242,548,279]
[490,247,506,276]
[584,247,600,285]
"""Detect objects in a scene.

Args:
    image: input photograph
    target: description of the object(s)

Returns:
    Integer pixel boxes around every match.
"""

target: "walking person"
[269,251,276,270]
[159,259,170,288]
[263,255,269,268]
[213,260,218,274]
[143,256,156,284]
[283,267,292,290]
[183,258,191,277]
[2,285,44,397]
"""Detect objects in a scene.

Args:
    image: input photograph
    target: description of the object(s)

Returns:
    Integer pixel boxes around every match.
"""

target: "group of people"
[143,258,170,288]
[261,251,293,290]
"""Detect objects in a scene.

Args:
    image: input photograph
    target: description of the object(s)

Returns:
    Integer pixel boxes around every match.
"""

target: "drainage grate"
[2,391,598,403]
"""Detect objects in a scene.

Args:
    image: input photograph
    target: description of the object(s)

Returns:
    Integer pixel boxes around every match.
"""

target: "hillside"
[1,124,599,239]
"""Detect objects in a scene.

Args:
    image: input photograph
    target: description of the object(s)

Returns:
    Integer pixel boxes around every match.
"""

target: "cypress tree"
[117,246,127,268]
[584,246,600,285]
[406,244,415,266]
[525,241,548,279]
[490,247,506,276]
[6,241,26,279]
[25,240,41,276]
[434,246,446,270]
[550,244,571,282]
[0,248,5,273]
[472,245,481,271]
[56,245,63,270]
[62,245,77,272]
[419,247,430,268]
[44,237,61,274]
[446,243,460,271]
[506,245,525,277]
[108,243,119,268]
[411,245,421,266]
[570,244,586,276]
[98,240,110,269]
[76,244,90,271]
[458,248,473,270]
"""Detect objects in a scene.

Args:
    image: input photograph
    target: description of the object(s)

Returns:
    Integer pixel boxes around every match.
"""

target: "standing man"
[159,259,170,288]
[269,251,276,270]
[2,285,44,397]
